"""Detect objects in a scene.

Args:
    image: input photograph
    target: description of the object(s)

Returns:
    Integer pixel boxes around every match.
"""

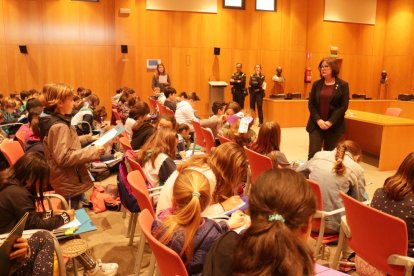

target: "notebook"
[0,212,29,274]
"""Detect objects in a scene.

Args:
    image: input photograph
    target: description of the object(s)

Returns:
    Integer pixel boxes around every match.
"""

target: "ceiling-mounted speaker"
[214,47,220,55]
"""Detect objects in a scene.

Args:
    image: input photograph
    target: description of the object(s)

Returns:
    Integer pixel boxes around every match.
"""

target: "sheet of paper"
[158,75,168,84]
[58,217,81,229]
[91,125,125,147]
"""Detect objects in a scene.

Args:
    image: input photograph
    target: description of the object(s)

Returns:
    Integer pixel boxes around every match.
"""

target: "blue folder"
[74,208,97,235]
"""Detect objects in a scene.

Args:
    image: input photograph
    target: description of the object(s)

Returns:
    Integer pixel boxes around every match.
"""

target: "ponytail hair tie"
[268,214,285,223]
[192,192,201,198]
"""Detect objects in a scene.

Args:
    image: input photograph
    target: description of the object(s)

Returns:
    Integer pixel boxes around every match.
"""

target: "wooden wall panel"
[43,45,82,85]
[0,45,9,93]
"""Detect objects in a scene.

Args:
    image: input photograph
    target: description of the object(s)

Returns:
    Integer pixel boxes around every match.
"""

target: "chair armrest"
[43,193,69,210]
[388,254,414,275]
[148,186,163,192]
[314,207,345,218]
[340,216,352,238]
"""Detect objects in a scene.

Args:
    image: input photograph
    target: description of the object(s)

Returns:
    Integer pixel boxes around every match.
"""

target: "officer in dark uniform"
[249,64,265,125]
[230,63,247,108]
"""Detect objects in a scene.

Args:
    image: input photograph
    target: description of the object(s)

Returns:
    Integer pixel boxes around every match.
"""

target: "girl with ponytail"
[297,140,367,233]
[152,170,245,276]
[204,169,316,276]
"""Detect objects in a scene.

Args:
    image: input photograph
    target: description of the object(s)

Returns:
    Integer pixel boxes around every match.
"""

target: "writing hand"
[228,210,245,229]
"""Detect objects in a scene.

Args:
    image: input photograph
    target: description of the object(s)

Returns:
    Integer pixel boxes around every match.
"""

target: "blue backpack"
[117,157,140,212]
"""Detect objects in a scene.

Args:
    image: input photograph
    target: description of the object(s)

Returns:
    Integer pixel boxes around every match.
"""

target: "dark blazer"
[306,77,349,133]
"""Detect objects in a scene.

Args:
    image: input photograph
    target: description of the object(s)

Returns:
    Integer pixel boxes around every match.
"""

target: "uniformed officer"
[249,64,265,126]
[230,63,247,108]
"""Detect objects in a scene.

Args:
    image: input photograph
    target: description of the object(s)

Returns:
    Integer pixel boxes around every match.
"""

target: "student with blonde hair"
[156,142,248,216]
[152,170,245,276]
[39,83,105,209]
[136,127,177,187]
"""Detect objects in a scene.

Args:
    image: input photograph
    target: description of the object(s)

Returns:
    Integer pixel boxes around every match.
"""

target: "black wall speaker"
[19,45,28,54]
[214,47,220,55]
[121,45,128,54]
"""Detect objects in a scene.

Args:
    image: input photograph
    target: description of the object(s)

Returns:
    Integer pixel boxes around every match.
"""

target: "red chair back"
[148,97,158,114]
[306,179,324,230]
[217,134,231,144]
[112,109,122,121]
[340,192,407,275]
[0,140,24,166]
[243,147,273,184]
[191,120,206,148]
[201,127,215,154]
[385,107,402,117]
[126,156,149,185]
[15,124,30,147]
[138,209,188,276]
[119,136,132,152]
[128,171,156,217]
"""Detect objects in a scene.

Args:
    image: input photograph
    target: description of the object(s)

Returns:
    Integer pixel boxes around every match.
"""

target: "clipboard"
[89,125,125,147]
[0,212,29,274]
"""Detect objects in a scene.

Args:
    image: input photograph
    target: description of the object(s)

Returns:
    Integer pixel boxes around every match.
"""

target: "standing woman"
[152,63,171,92]
[249,64,265,126]
[307,57,349,160]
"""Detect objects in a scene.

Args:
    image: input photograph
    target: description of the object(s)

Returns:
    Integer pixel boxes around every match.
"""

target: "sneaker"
[84,259,118,276]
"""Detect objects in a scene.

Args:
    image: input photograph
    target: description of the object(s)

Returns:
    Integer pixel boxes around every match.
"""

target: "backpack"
[117,157,140,212]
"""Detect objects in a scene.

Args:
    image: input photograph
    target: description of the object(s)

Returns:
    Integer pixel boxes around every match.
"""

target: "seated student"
[222,111,256,147]
[112,87,123,102]
[136,128,177,187]
[24,110,44,154]
[0,152,118,276]
[124,106,139,140]
[218,101,242,137]
[152,170,245,276]
[177,123,191,152]
[156,142,248,217]
[131,101,154,150]
[2,230,55,276]
[19,90,32,110]
[200,101,227,138]
[250,121,290,168]
[371,152,414,257]
[163,87,177,113]
[297,140,367,233]
[203,169,316,276]
[116,87,136,121]
[175,92,200,131]
[71,94,100,135]
[92,105,110,132]
[157,113,177,130]
[72,95,83,115]
[2,97,18,123]
[39,83,105,208]
[154,87,167,104]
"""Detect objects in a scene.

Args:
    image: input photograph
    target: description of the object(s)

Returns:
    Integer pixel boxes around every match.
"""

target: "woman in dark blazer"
[306,57,349,160]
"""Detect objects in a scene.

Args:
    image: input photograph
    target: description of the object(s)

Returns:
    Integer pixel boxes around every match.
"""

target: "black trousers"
[250,91,264,124]
[308,127,344,160]
[232,90,246,109]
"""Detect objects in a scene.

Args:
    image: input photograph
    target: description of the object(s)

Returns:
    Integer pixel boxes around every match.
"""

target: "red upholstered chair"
[217,134,231,144]
[385,107,402,117]
[0,140,24,166]
[243,146,273,184]
[201,127,215,154]
[192,120,206,148]
[119,136,132,152]
[138,209,188,276]
[111,108,122,125]
[148,97,158,115]
[331,192,414,275]
[307,179,342,260]
[15,124,30,147]
[157,102,175,116]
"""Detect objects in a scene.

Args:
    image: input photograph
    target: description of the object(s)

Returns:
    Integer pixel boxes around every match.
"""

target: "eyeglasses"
[320,65,330,69]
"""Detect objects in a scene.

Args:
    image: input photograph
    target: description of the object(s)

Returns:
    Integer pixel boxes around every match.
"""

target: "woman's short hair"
[318,57,340,78]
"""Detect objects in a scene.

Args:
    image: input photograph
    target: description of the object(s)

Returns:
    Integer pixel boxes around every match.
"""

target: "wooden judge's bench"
[263,99,414,170]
